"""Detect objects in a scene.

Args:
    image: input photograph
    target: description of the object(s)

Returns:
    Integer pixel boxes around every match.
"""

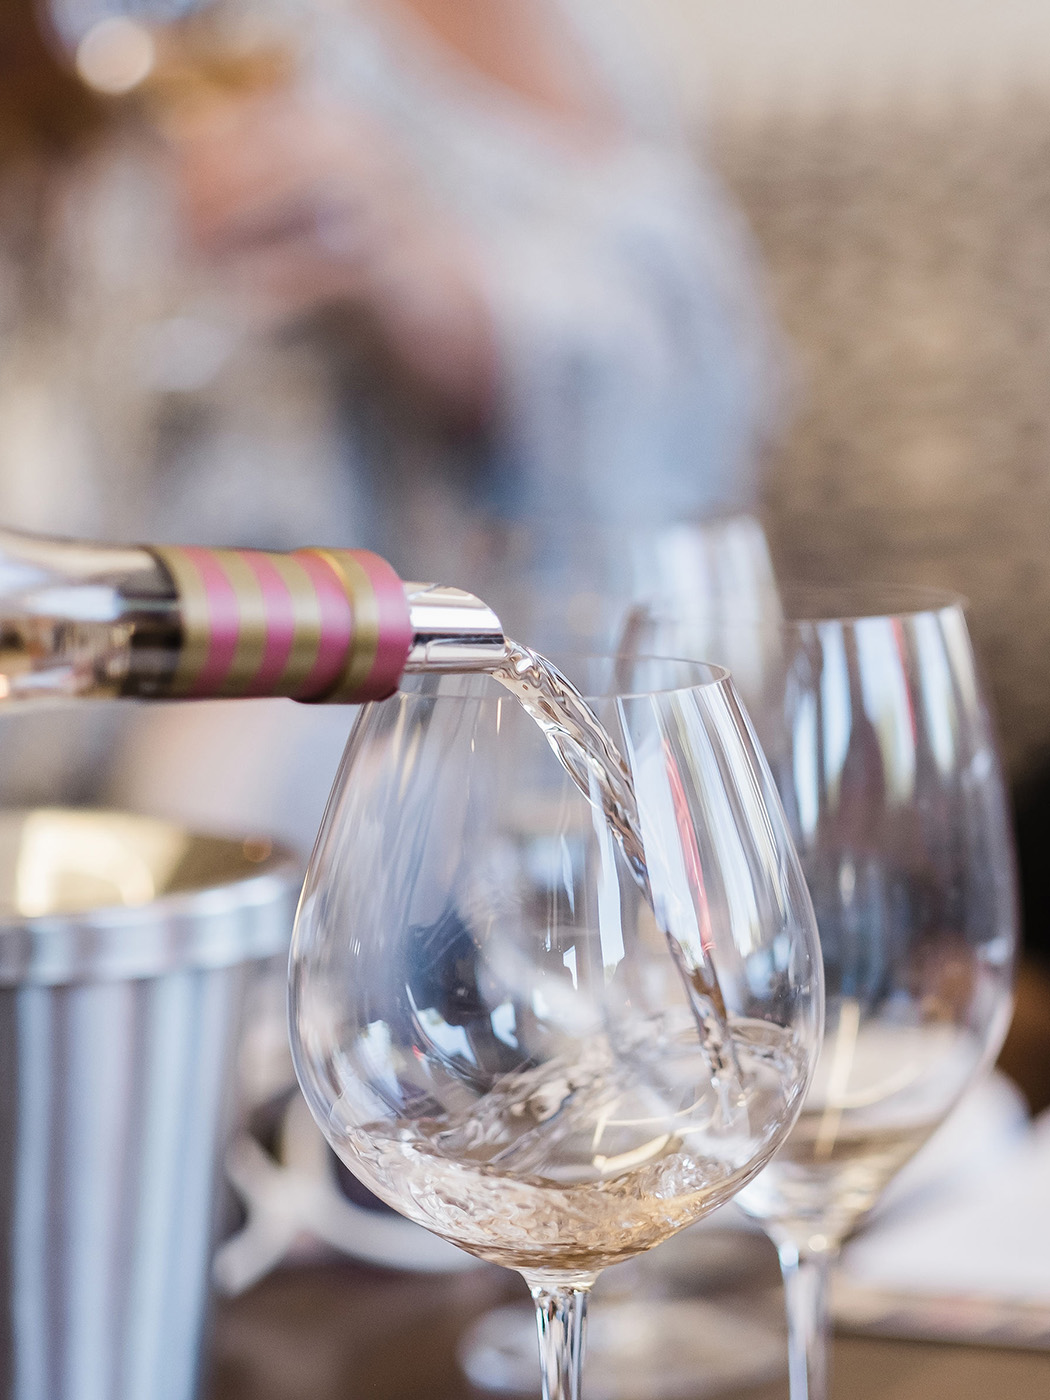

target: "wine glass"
[643,588,1017,1400]
[454,516,795,1400]
[289,652,823,1400]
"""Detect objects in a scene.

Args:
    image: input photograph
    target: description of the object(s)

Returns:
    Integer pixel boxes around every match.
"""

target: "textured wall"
[650,0,1050,116]
[708,94,1050,781]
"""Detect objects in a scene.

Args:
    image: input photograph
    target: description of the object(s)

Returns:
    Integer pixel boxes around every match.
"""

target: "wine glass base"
[458,1298,787,1400]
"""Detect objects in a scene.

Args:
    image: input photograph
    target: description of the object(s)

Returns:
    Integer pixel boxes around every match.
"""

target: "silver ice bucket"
[0,808,298,1400]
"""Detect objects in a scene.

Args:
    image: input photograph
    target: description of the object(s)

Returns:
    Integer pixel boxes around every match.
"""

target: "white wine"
[737,1015,984,1242]
[737,1112,941,1244]
[0,526,808,1278]
[325,1019,805,1274]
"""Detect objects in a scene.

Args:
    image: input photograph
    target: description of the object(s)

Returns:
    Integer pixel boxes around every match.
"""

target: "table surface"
[206,961,1050,1400]
[206,1254,1050,1400]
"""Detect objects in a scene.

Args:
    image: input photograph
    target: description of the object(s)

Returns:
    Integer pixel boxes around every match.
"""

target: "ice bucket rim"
[0,807,301,984]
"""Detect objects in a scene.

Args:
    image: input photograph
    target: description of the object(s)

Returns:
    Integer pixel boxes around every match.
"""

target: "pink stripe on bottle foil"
[353,551,413,699]
[180,547,239,697]
[239,552,296,695]
[294,551,354,698]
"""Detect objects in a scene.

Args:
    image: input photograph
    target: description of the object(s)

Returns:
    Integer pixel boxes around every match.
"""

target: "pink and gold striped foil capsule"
[151,545,413,703]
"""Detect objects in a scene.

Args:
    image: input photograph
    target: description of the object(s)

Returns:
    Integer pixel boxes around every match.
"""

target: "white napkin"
[834,1072,1050,1345]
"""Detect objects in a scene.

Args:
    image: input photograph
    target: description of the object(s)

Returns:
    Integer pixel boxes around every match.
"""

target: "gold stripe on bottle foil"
[268,551,324,695]
[151,545,211,696]
[305,548,378,701]
[211,550,267,696]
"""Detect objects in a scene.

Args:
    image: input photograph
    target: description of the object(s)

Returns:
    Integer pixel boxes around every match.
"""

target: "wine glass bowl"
[289,651,822,1394]
[636,585,1017,1400]
[735,589,1015,1238]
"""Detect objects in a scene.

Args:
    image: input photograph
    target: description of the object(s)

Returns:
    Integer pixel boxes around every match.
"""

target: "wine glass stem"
[776,1238,836,1400]
[529,1282,591,1400]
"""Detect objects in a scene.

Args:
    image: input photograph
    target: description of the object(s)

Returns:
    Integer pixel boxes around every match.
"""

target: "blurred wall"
[649,1,1050,782]
[649,0,1050,116]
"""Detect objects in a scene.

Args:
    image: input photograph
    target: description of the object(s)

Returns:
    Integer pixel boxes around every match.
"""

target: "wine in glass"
[643,587,1016,1400]
[289,651,823,1399]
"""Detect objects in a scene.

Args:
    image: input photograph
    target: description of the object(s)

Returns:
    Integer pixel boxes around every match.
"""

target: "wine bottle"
[0,528,504,704]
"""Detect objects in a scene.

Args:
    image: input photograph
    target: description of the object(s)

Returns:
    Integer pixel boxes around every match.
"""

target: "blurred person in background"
[159,0,775,577]
[0,0,777,848]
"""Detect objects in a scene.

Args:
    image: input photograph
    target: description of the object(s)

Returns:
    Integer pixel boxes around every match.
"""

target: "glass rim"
[394,652,732,704]
[642,581,968,628]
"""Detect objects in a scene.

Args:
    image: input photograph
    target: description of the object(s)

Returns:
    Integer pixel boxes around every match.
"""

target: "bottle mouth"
[403,583,506,673]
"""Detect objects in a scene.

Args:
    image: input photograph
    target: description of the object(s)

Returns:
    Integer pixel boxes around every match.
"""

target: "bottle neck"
[0,530,506,705]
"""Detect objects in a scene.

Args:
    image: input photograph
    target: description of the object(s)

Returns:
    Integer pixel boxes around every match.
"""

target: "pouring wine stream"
[491,640,745,1103]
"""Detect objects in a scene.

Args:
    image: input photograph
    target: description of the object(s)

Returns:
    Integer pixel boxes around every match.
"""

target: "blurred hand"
[169,89,497,430]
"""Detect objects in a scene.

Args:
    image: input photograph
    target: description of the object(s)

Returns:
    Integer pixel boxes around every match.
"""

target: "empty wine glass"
[641,589,1017,1400]
[289,652,823,1400]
